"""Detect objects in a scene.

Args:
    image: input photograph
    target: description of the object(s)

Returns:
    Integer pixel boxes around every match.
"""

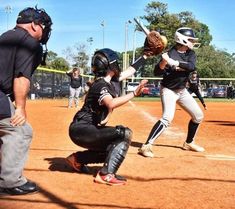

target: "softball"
[161,35,168,48]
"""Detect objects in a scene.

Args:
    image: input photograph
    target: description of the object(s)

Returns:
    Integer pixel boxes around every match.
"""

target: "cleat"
[65,153,90,173]
[94,172,126,186]
[138,144,154,158]
[183,142,205,152]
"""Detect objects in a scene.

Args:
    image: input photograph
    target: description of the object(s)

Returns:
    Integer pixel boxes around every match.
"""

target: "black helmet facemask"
[91,48,121,79]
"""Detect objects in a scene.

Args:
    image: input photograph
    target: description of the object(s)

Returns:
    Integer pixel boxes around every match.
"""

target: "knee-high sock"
[186,120,200,143]
[145,120,166,145]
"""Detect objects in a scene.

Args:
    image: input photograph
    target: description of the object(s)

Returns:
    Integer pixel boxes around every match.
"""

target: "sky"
[0,0,235,59]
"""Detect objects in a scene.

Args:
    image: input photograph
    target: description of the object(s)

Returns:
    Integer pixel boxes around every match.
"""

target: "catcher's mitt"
[144,31,167,56]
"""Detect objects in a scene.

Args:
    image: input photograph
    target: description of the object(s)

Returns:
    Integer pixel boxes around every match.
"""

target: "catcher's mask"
[17,6,52,45]
[174,27,200,49]
[91,48,121,78]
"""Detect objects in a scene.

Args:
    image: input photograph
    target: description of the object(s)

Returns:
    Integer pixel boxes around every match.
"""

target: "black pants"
[69,122,132,174]
[69,122,125,151]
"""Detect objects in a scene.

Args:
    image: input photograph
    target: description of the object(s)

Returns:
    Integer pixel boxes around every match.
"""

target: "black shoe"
[0,181,38,195]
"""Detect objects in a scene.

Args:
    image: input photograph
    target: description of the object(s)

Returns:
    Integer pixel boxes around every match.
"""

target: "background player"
[187,71,207,110]
[66,67,83,108]
[0,7,52,195]
[138,27,205,158]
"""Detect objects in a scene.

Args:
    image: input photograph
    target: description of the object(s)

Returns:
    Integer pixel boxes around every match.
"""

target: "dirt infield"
[0,99,235,209]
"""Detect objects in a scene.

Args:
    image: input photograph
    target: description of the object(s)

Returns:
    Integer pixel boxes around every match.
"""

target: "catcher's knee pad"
[103,140,129,174]
[115,125,132,144]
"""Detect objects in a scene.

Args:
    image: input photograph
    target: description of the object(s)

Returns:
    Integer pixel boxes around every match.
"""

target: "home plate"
[205,154,235,161]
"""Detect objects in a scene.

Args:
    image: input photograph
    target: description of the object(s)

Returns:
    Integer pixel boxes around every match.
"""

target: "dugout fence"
[30,67,92,99]
[30,67,235,99]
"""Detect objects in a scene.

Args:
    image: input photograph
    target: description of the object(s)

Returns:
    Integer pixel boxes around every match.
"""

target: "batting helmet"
[174,27,200,49]
[91,48,120,78]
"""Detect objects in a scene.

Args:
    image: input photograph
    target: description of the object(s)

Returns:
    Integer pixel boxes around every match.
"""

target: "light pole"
[124,20,132,70]
[87,37,93,74]
[122,20,132,94]
[5,5,12,30]
[101,21,105,48]
[131,28,137,82]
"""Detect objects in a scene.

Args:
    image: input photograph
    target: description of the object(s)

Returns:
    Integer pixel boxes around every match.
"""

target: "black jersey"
[154,46,196,90]
[188,76,200,92]
[0,27,43,95]
[73,78,117,126]
[66,72,82,88]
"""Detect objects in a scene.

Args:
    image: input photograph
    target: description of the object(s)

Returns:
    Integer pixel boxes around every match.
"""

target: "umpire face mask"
[37,10,52,45]
[40,24,52,44]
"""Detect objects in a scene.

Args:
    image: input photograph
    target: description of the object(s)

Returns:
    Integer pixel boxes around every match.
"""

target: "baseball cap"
[16,7,52,27]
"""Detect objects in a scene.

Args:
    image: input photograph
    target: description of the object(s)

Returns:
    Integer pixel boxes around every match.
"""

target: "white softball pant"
[69,86,82,107]
[160,86,204,127]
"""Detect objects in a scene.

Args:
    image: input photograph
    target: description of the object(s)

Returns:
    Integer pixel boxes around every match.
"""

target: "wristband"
[131,56,146,70]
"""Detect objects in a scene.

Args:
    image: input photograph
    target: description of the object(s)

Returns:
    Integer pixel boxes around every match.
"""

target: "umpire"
[0,7,52,195]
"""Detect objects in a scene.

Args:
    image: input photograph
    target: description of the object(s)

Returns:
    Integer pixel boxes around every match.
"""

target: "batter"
[139,27,205,158]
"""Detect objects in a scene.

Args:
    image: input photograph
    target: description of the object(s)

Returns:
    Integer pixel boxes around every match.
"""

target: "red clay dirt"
[0,99,234,209]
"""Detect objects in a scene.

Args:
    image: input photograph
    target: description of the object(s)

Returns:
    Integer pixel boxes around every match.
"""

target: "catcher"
[65,31,166,186]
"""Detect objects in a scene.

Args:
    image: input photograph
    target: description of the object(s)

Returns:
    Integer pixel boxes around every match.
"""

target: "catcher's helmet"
[91,48,120,77]
[174,27,200,49]
[17,7,52,44]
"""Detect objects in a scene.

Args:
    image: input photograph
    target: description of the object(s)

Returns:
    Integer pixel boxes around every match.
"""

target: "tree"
[44,50,70,71]
[46,51,58,63]
[63,43,90,74]
[50,57,70,71]
[139,1,230,78]
[196,45,235,78]
[142,1,212,49]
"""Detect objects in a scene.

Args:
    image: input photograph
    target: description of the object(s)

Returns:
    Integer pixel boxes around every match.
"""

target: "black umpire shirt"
[0,27,43,119]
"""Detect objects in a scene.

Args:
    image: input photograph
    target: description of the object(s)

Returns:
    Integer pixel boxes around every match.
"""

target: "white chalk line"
[128,101,235,161]
[205,154,235,161]
[128,101,185,140]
